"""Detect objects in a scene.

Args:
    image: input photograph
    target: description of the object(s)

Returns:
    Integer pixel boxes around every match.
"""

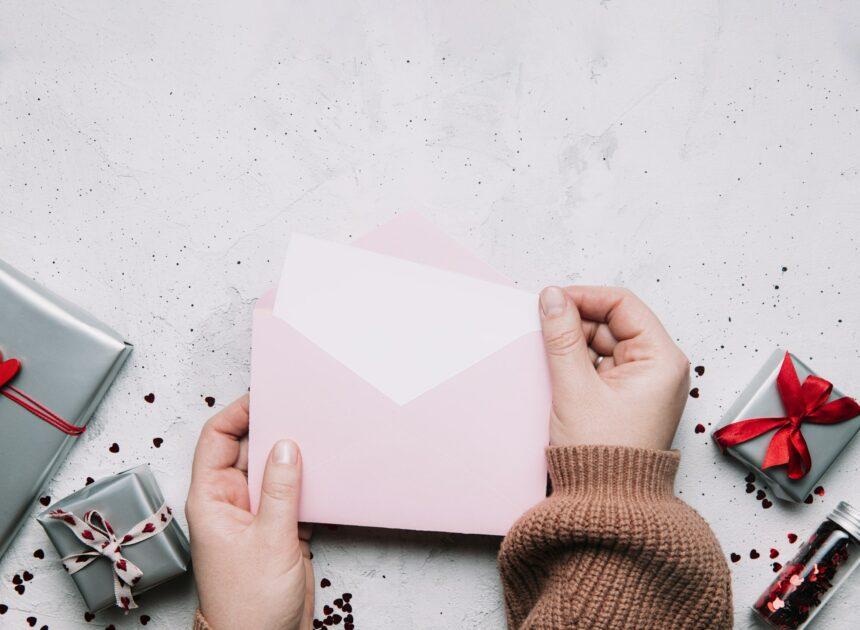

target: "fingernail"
[540,286,566,317]
[273,439,297,465]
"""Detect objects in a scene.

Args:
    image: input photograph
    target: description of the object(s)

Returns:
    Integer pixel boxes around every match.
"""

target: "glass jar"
[753,501,860,629]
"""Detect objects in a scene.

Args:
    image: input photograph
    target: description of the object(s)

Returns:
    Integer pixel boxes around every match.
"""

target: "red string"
[1,385,84,436]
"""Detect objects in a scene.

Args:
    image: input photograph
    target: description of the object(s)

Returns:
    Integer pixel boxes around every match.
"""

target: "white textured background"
[1,1,858,628]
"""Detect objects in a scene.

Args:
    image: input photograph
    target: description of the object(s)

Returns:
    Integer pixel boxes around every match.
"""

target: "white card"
[273,233,541,405]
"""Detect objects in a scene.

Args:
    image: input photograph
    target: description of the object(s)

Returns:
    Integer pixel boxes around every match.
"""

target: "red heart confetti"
[23,571,33,581]
[814,486,825,496]
[33,549,44,559]
[772,562,782,572]
[320,578,331,588]
[152,437,163,448]
[144,393,155,404]
[750,549,760,559]
[26,616,37,627]
[769,548,779,559]
[762,499,773,509]
[694,423,705,434]
[39,496,51,506]
[0,604,7,614]
[140,615,151,625]
[84,612,95,622]
[109,443,120,453]
[205,396,216,407]
[14,585,25,595]
[788,533,798,543]
[689,387,700,398]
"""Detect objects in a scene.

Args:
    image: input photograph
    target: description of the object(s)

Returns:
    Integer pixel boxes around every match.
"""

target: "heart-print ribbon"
[713,353,860,479]
[0,350,83,436]
[47,504,174,611]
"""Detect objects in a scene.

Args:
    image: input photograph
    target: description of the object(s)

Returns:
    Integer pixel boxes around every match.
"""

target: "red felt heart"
[0,354,21,388]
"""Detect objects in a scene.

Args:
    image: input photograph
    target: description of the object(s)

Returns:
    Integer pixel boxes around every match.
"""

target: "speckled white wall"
[1,1,858,628]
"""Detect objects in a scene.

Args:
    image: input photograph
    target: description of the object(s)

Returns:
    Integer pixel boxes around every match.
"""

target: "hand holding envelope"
[248,214,551,535]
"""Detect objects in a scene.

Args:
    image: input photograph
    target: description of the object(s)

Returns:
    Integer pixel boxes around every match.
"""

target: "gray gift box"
[37,465,191,613]
[713,348,860,502]
[0,259,132,559]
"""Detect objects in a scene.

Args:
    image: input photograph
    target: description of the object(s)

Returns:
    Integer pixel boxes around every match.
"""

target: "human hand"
[538,286,690,451]
[186,395,313,630]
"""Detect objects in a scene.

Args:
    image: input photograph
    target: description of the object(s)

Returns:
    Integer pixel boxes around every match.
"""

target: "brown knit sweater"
[499,445,733,629]
[195,445,732,629]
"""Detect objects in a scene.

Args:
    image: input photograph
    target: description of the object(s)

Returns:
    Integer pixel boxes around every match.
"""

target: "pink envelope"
[248,213,551,535]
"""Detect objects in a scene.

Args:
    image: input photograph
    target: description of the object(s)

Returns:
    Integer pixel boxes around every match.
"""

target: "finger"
[192,395,250,478]
[585,322,619,357]
[539,286,599,396]
[564,286,665,342]
[256,439,301,540]
[298,523,313,543]
[596,355,616,373]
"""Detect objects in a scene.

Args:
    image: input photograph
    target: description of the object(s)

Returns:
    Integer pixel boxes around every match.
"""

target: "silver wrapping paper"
[0,259,132,558]
[37,465,190,613]
[714,348,860,502]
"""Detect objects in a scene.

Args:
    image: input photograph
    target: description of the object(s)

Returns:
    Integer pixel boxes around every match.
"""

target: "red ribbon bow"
[713,353,860,479]
[0,350,84,436]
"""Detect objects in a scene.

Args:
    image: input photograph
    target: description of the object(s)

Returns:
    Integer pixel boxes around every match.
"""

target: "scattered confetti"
[814,486,825,496]
[320,578,331,588]
[33,549,44,559]
[772,562,782,572]
[109,443,120,453]
[140,614,150,625]
[730,553,741,563]
[205,396,216,407]
[152,437,163,448]
[788,533,798,544]
[694,365,705,376]
[762,499,773,509]
[39,496,50,506]
[694,423,705,434]
[689,387,700,398]
[769,548,779,559]
[84,612,95,622]
[750,549,760,559]
[144,393,155,403]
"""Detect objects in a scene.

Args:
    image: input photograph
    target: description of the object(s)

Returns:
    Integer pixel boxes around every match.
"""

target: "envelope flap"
[272,234,540,405]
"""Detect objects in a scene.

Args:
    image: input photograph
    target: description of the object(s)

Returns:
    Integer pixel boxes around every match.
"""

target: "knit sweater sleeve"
[498,445,733,629]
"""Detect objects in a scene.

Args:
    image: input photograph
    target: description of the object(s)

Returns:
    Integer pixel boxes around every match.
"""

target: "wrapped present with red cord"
[36,465,190,613]
[713,349,860,503]
[0,259,132,559]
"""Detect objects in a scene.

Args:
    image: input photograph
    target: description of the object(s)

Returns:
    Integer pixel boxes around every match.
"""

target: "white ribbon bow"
[48,503,173,611]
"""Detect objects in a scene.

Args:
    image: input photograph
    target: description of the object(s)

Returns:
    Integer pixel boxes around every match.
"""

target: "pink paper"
[248,213,550,535]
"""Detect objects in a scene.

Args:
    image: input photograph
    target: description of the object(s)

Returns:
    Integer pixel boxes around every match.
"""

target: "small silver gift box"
[37,465,191,613]
[713,349,860,502]
[0,259,132,559]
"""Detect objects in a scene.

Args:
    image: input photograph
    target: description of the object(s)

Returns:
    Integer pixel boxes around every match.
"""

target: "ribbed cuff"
[546,444,680,501]
[193,609,210,630]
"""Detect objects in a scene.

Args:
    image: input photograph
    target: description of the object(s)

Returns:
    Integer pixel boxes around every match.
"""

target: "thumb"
[539,286,597,395]
[256,439,301,539]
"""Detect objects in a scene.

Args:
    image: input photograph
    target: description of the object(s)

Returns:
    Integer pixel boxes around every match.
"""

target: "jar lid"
[829,501,860,540]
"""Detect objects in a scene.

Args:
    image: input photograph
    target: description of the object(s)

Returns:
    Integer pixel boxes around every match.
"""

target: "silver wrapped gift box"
[713,348,860,503]
[37,465,191,613]
[0,259,132,558]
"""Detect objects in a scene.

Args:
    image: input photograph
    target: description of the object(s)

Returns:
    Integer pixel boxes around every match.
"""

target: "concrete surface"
[1,1,858,628]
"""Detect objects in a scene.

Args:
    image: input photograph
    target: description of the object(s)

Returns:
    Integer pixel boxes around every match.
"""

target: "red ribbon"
[0,351,84,436]
[714,353,860,479]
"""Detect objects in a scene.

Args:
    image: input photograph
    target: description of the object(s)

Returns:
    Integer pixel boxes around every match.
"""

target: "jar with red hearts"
[753,501,860,629]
